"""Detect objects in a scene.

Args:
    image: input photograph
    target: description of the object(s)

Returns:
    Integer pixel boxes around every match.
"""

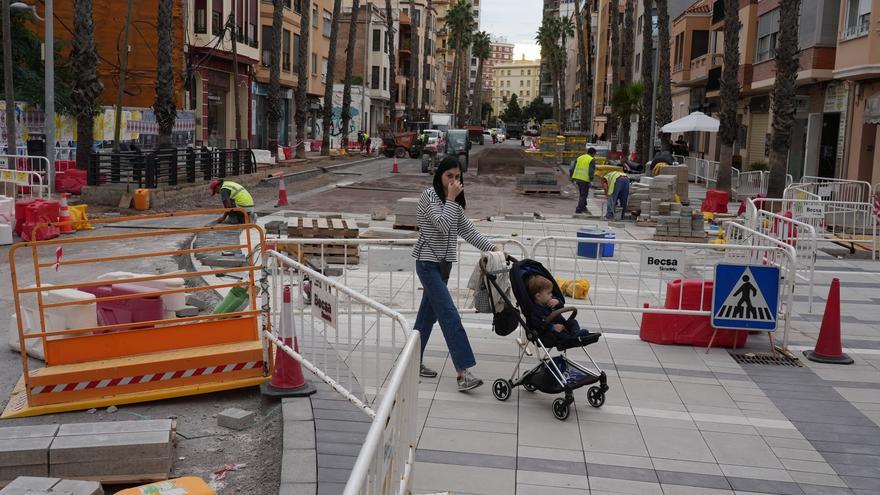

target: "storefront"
[253,83,292,150]
[846,82,880,184]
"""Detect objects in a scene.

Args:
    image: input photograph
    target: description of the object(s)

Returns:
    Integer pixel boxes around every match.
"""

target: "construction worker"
[570,147,596,214]
[418,130,427,144]
[490,129,498,144]
[210,179,255,224]
[363,132,371,155]
[602,170,631,220]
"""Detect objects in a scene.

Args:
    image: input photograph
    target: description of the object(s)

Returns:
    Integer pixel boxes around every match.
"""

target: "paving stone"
[281,449,316,483]
[0,465,49,483]
[50,430,171,465]
[0,438,53,467]
[726,476,804,495]
[0,476,59,494]
[278,483,317,495]
[217,407,255,430]
[655,470,731,490]
[200,256,247,267]
[55,420,172,437]
[49,457,171,478]
[51,479,103,495]
[0,426,59,441]
[282,398,313,421]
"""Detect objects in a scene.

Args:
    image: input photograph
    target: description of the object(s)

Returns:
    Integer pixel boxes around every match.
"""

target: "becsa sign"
[310,279,338,328]
[641,249,686,273]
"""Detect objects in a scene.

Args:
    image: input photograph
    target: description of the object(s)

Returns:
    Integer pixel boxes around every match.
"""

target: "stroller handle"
[546,307,578,323]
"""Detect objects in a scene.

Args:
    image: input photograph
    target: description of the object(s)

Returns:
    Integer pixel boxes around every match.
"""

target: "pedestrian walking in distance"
[571,147,596,214]
[412,156,503,391]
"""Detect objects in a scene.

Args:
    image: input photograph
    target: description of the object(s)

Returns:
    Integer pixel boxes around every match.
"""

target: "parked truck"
[430,113,454,132]
[505,122,523,140]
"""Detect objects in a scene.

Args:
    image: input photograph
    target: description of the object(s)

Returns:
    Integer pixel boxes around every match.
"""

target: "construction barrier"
[4,209,267,418]
[800,176,874,204]
[1,168,49,201]
[530,235,797,348]
[1,154,53,197]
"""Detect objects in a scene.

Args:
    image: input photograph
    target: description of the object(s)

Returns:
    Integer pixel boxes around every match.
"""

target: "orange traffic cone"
[58,193,74,234]
[392,161,399,173]
[261,286,316,397]
[804,278,853,364]
[275,178,289,207]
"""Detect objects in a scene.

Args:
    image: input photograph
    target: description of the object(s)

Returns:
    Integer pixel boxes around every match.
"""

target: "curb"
[279,397,318,495]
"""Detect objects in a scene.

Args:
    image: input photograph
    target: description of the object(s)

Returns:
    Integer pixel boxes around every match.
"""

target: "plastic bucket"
[212,286,250,314]
[577,227,615,258]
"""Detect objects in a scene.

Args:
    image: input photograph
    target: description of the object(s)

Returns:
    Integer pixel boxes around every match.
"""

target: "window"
[507,70,511,76]
[283,30,292,71]
[520,80,524,86]
[527,80,530,87]
[372,66,380,89]
[249,0,258,47]
[195,0,207,33]
[527,90,530,96]
[312,53,318,75]
[413,8,421,28]
[638,14,642,34]
[294,0,302,13]
[385,32,389,53]
[527,69,531,75]
[844,0,871,39]
[372,29,381,51]
[755,9,780,63]
[383,67,388,90]
[635,53,641,72]
[261,25,273,65]
[520,69,524,75]
[322,57,328,81]
[673,33,684,68]
[212,0,223,35]
[293,34,300,68]
[323,10,332,37]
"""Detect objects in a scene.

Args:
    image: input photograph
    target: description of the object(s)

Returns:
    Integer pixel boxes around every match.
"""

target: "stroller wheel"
[588,386,605,408]
[523,382,536,393]
[492,379,512,401]
[552,398,570,420]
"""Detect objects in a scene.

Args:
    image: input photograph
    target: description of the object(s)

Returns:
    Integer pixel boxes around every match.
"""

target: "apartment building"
[398,0,439,124]
[485,41,516,95]
[668,0,712,155]
[253,1,299,149]
[492,58,541,116]
[833,0,879,183]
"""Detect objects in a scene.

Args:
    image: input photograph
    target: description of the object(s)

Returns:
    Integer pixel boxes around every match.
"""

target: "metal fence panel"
[1,154,52,197]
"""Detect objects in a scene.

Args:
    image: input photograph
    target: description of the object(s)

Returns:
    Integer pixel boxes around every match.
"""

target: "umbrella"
[660,111,720,133]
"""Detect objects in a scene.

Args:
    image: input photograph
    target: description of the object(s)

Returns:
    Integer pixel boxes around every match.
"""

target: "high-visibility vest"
[604,171,628,195]
[220,180,254,207]
[571,154,594,182]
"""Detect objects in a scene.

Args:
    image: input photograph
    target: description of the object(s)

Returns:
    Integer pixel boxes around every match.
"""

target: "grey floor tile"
[641,425,715,462]
[656,470,731,490]
[797,485,856,495]
[702,431,783,468]
[579,420,649,456]
[519,457,587,476]
[726,476,805,495]
[416,449,515,470]
[586,463,657,483]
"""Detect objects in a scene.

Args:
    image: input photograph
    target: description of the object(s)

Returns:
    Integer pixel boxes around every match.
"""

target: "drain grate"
[730,352,803,367]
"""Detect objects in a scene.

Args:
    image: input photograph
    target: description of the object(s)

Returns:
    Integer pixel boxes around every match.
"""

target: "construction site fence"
[1,154,53,197]
[796,177,874,204]
[672,156,796,198]
[0,168,49,201]
[530,234,796,348]
[87,148,257,189]
[743,198,818,312]
[264,249,414,415]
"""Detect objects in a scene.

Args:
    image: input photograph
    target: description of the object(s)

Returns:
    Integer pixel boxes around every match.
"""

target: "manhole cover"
[730,352,803,367]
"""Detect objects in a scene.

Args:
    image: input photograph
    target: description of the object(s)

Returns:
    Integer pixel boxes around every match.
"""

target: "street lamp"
[10,1,53,196]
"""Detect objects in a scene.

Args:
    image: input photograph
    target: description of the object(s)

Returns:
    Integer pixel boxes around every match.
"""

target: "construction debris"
[515,172,560,195]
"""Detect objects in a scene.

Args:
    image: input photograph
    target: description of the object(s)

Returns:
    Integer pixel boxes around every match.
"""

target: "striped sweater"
[412,188,496,262]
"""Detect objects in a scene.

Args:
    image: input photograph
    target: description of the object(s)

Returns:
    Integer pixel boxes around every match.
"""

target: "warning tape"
[30,361,263,395]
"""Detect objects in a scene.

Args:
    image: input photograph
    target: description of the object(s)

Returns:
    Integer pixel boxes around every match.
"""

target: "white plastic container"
[9,285,98,361]
[0,223,11,245]
[0,195,13,225]
[97,271,188,319]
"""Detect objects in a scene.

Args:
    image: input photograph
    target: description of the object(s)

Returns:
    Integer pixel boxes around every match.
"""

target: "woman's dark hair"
[433,156,466,209]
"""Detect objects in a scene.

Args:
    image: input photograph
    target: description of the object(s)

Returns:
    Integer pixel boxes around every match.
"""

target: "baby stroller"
[484,257,609,420]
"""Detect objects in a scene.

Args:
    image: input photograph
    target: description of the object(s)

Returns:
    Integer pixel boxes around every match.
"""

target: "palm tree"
[536,17,560,121]
[619,0,635,155]
[384,0,398,128]
[340,0,361,149]
[637,0,654,162]
[608,0,620,148]
[655,0,672,151]
[716,0,741,193]
[611,82,643,136]
[766,0,801,199]
[557,15,574,129]
[420,0,433,116]
[573,0,590,132]
[268,0,284,155]
[156,0,178,148]
[71,0,103,169]
[446,0,474,123]
[295,0,312,158]
[321,0,343,155]
[406,0,418,120]
[470,31,491,125]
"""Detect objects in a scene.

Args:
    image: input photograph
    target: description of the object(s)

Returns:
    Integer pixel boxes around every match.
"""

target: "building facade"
[492,58,541,117]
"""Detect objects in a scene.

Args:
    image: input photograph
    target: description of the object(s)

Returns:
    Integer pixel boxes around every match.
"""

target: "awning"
[660,111,720,133]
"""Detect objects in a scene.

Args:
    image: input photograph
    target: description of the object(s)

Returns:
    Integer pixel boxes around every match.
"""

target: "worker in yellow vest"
[210,179,256,224]
[602,170,630,220]
[570,147,596,214]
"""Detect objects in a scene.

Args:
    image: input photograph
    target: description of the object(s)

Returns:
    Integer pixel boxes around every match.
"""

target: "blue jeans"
[606,178,630,219]
[414,261,477,371]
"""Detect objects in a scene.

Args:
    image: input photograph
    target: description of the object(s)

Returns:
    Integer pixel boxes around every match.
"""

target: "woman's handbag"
[492,303,521,336]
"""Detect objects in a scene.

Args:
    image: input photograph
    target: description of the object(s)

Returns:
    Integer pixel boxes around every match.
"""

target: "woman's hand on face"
[447,179,463,200]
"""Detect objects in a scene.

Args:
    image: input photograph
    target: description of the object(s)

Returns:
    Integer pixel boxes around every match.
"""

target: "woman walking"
[413,156,500,391]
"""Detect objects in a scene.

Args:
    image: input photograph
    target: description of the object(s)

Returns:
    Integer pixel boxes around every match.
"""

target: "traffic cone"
[392,161,399,173]
[261,286,316,397]
[275,178,289,207]
[58,193,74,234]
[804,278,853,364]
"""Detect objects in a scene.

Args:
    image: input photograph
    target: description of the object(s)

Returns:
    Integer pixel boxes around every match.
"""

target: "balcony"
[400,12,411,25]
[840,18,870,41]
[690,54,711,81]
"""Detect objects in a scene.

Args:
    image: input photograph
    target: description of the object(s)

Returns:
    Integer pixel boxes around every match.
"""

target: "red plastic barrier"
[283,147,292,160]
[701,189,730,214]
[16,198,61,241]
[78,283,164,329]
[55,169,88,195]
[640,279,748,348]
[54,160,76,172]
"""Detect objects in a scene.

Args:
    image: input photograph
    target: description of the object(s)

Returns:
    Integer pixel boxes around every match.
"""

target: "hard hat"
[209,179,221,195]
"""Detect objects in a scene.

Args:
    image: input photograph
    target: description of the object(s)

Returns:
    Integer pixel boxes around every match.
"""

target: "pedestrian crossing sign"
[711,264,780,331]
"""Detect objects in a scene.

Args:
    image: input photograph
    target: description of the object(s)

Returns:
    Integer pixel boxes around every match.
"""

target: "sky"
[480,0,542,61]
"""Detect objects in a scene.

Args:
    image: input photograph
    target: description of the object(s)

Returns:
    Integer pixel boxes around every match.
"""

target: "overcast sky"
[480,0,542,60]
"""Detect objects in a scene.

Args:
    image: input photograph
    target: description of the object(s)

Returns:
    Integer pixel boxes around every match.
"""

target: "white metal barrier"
[530,235,796,348]
[270,237,529,314]
[797,176,874,204]
[343,331,419,495]
[0,168,48,200]
[1,154,53,196]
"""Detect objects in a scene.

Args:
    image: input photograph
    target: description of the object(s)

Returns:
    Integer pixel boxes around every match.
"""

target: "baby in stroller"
[527,275,595,348]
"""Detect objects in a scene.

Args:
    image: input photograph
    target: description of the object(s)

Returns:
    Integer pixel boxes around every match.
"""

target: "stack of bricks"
[516,172,560,194]
[652,204,706,241]
[282,216,360,264]
[649,175,677,202]
[0,425,57,483]
[0,476,103,495]
[655,164,690,202]
[393,198,419,230]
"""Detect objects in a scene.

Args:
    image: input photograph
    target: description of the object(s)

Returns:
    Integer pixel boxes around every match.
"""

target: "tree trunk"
[385,0,398,129]
[72,0,103,170]
[340,0,361,149]
[608,0,620,149]
[471,58,483,124]
[450,36,462,117]
[407,0,418,121]
[155,0,176,147]
[716,0,741,193]
[656,0,672,151]
[458,48,469,126]
[637,0,654,162]
[766,0,801,199]
[619,0,634,155]
[230,13,243,148]
[268,0,284,155]
[321,0,343,155]
[420,0,432,115]
[295,0,312,158]
[574,0,590,132]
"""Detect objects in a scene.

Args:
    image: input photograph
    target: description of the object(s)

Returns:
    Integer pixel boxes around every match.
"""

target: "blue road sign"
[712,264,780,331]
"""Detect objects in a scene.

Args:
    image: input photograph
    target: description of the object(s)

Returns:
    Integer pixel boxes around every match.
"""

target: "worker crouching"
[210,179,256,224]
